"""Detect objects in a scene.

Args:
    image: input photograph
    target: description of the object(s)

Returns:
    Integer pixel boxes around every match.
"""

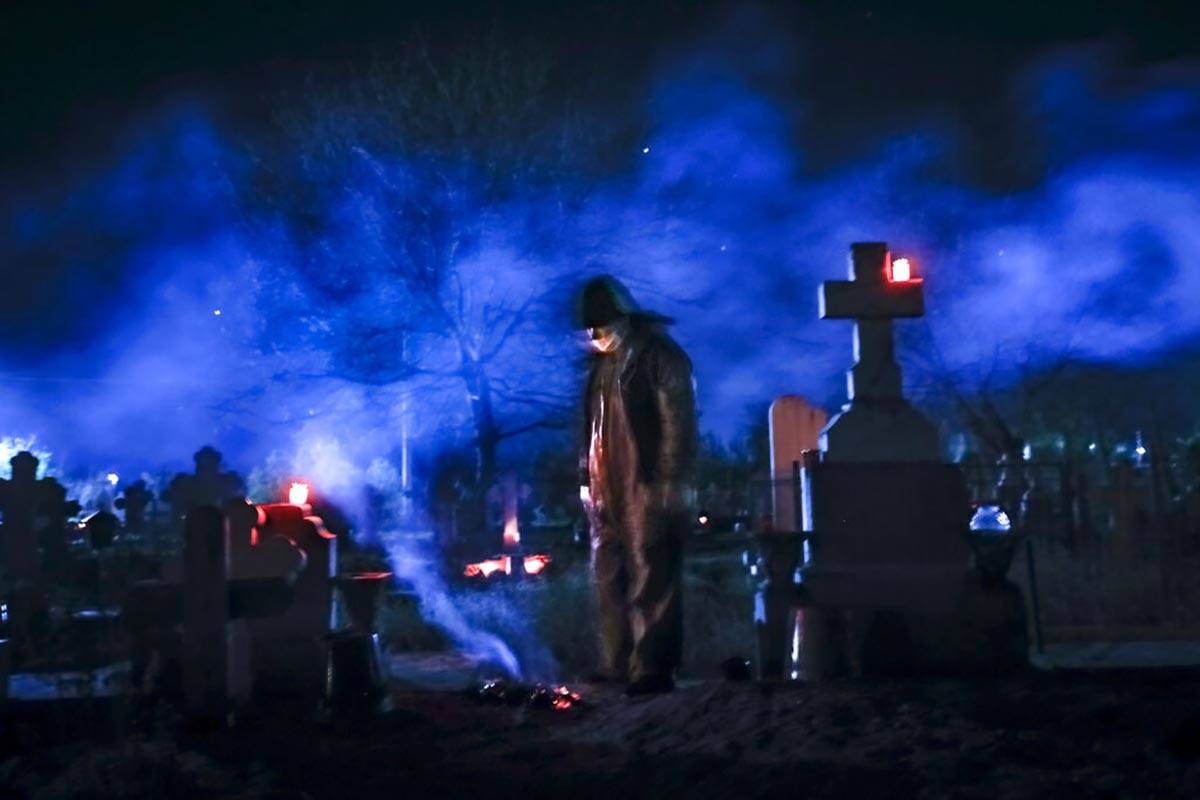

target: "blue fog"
[1,41,1198,489]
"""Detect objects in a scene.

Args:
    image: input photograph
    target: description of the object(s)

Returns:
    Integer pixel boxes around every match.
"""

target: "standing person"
[578,275,698,695]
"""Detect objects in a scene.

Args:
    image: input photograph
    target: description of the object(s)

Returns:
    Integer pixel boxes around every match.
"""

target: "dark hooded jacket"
[580,316,698,490]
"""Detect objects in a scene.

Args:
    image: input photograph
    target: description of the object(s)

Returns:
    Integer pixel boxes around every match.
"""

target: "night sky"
[5,1,1198,179]
[2,1,1199,484]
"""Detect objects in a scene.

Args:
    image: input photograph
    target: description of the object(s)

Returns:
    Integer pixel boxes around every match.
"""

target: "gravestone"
[817,243,939,461]
[754,396,826,679]
[116,480,153,535]
[246,502,337,695]
[85,508,120,550]
[36,478,79,569]
[0,451,43,580]
[768,395,827,531]
[124,499,323,707]
[163,446,246,541]
[786,242,1024,679]
[182,506,229,723]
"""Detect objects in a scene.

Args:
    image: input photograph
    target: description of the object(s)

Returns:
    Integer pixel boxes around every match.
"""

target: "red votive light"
[889,257,913,282]
[288,481,310,506]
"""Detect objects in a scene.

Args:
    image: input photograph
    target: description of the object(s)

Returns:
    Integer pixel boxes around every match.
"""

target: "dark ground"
[6,667,1200,799]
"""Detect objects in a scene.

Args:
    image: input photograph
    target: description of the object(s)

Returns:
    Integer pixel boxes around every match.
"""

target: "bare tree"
[247,30,602,492]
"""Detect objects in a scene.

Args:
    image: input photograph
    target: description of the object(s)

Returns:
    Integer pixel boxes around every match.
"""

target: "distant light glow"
[288,481,309,505]
[106,472,119,486]
[1135,445,1147,456]
[212,309,222,316]
[642,146,651,154]
[1088,442,1098,452]
[697,514,710,526]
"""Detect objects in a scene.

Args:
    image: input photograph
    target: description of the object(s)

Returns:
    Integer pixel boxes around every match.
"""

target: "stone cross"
[163,446,247,538]
[820,241,923,402]
[116,480,153,534]
[818,242,939,462]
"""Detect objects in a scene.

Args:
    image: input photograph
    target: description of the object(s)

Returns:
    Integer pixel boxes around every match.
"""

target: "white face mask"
[588,321,627,353]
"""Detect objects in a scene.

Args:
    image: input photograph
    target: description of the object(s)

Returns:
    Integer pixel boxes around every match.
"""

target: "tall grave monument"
[787,242,1026,678]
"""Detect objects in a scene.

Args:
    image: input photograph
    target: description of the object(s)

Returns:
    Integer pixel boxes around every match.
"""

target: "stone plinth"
[800,460,971,611]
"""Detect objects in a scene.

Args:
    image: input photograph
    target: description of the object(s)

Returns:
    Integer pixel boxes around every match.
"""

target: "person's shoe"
[624,674,674,696]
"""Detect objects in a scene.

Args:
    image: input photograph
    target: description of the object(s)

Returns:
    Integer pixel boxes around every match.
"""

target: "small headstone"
[768,395,827,531]
[116,480,153,534]
[85,508,120,550]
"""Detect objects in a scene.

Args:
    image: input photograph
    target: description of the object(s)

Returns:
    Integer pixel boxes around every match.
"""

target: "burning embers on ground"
[463,552,550,579]
[475,679,585,711]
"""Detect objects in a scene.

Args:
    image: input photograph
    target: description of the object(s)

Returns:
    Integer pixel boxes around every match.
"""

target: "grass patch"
[378,548,756,680]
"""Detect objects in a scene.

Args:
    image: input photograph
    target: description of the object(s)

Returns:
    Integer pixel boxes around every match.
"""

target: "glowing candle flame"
[502,474,520,550]
[288,481,310,506]
[503,512,520,550]
[890,257,912,282]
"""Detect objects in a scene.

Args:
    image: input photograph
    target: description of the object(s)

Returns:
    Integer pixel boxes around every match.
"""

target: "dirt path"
[181,668,1200,799]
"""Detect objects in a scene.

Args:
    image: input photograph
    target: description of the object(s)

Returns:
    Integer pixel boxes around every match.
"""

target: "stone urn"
[325,572,392,715]
[751,531,804,681]
[967,504,1021,584]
